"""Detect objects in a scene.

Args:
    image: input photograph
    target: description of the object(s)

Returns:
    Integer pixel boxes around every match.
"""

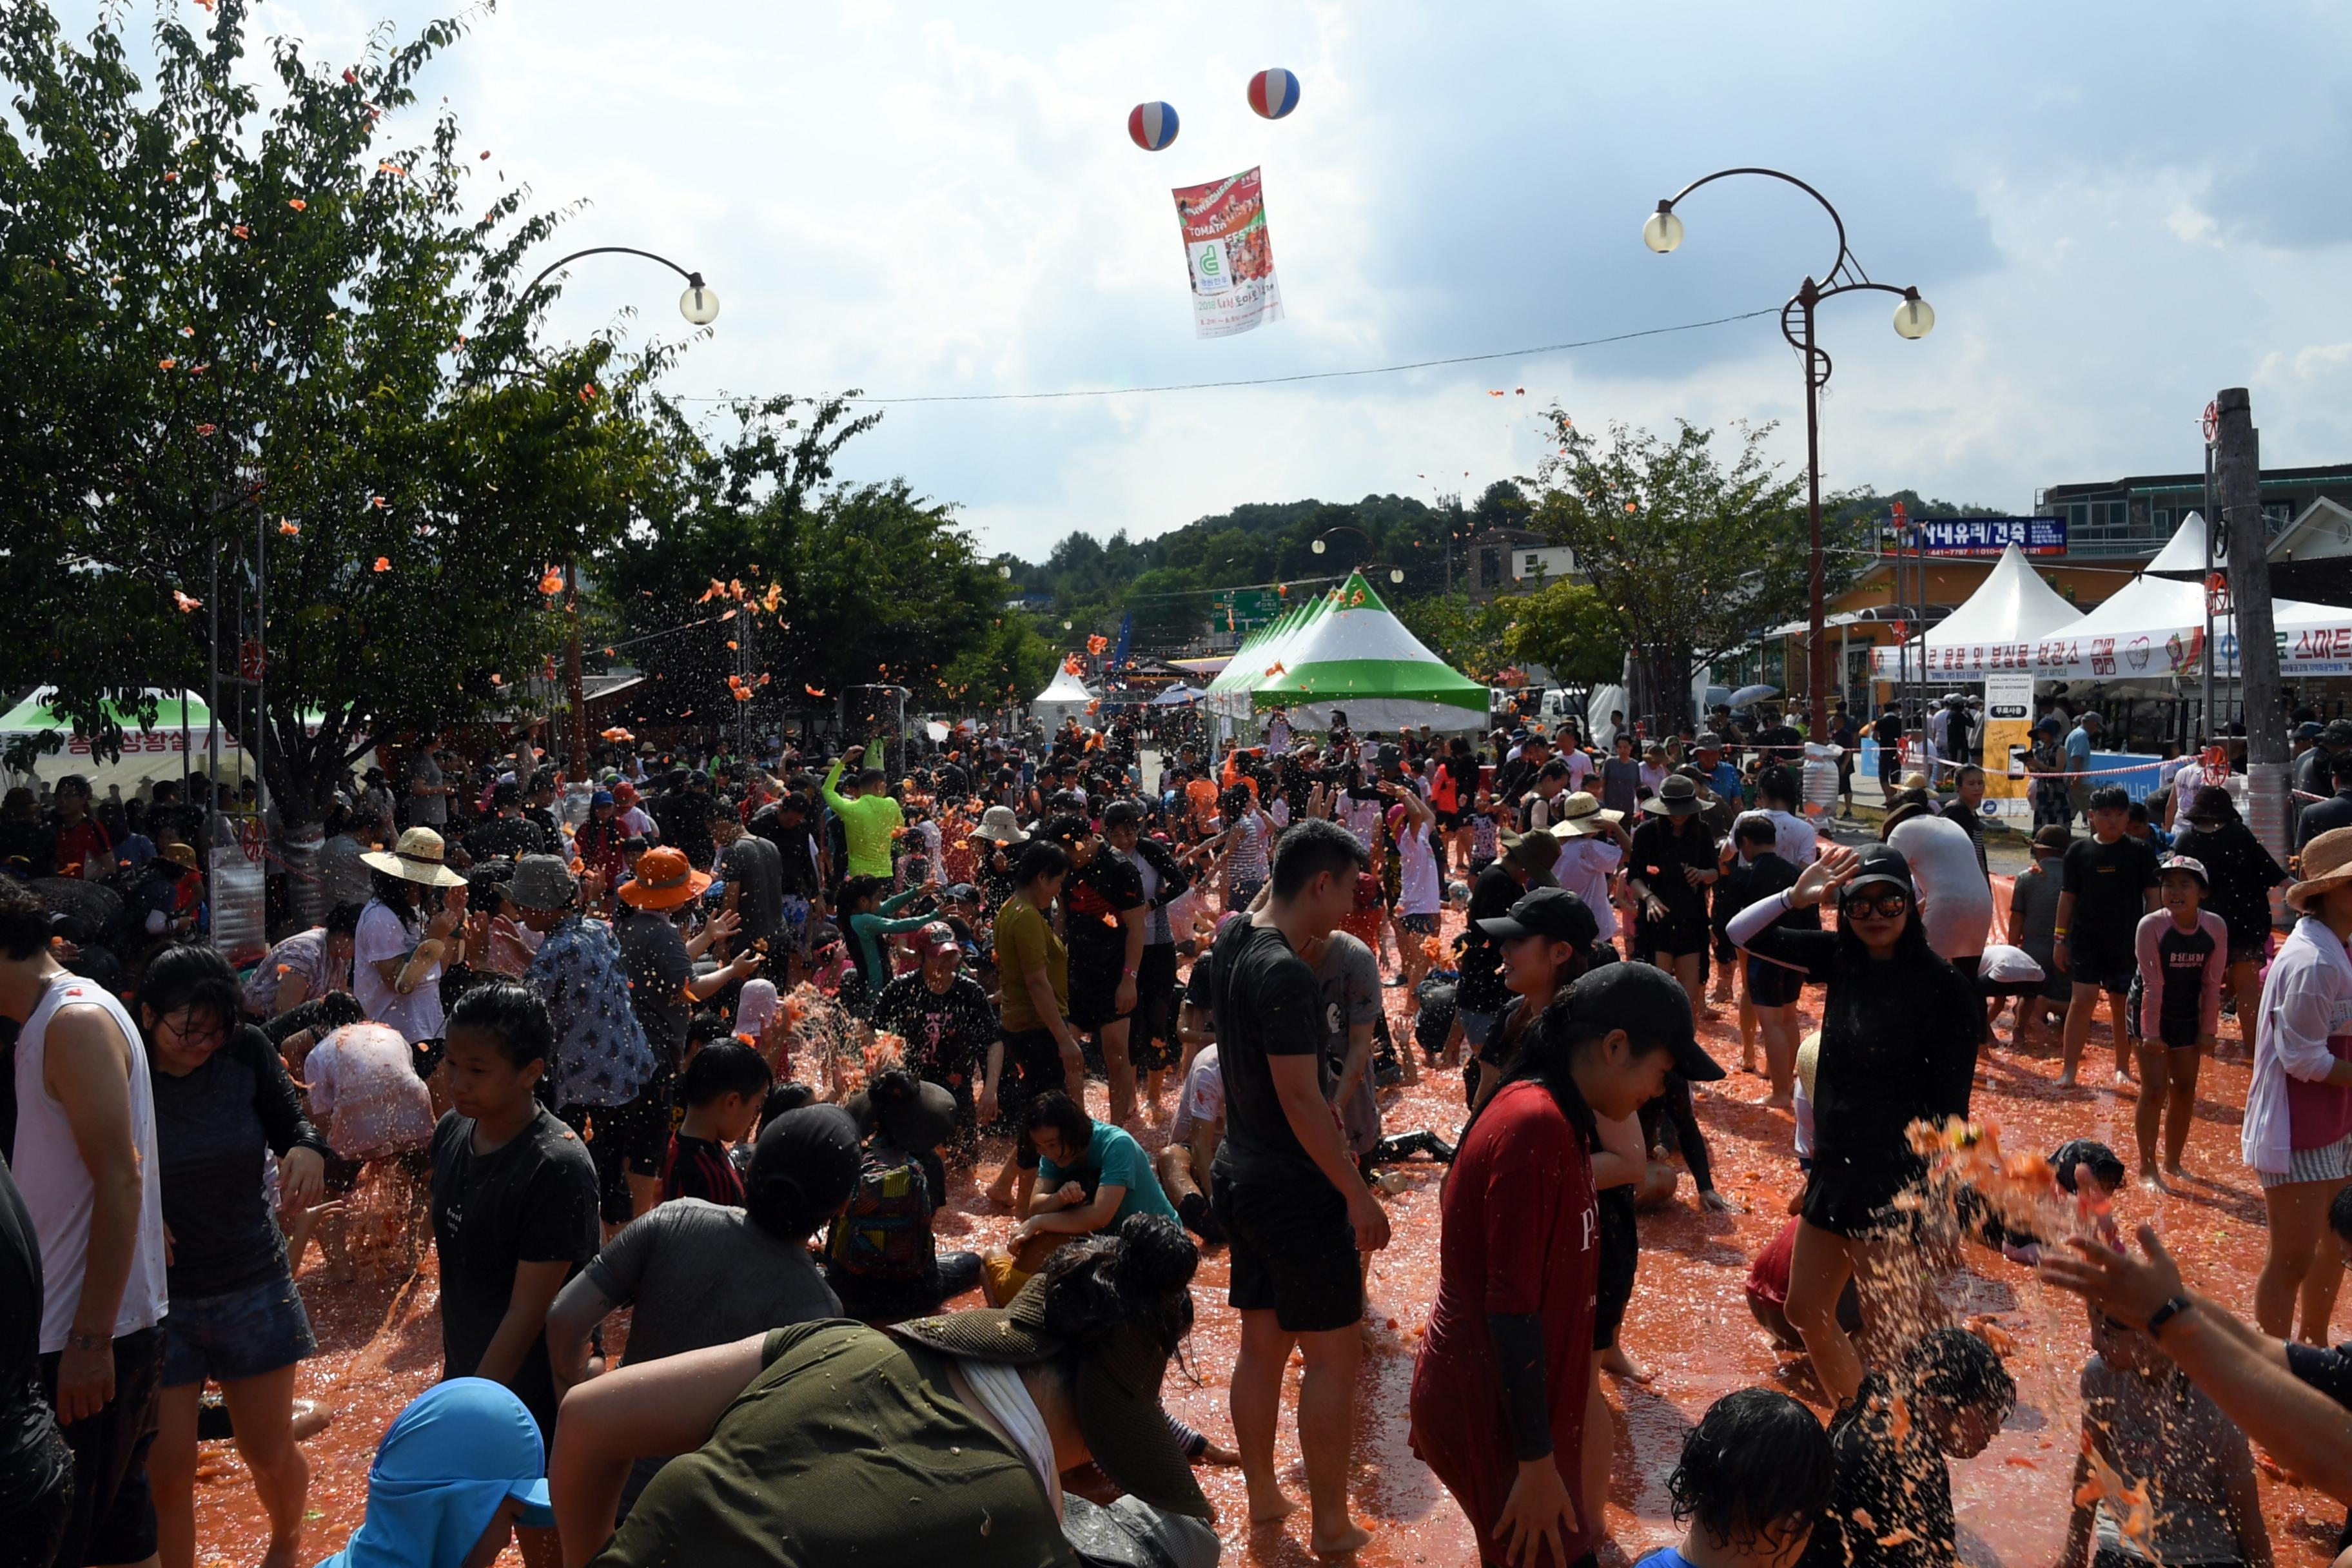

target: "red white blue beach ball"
[1128,101,1179,150]
[1247,68,1300,119]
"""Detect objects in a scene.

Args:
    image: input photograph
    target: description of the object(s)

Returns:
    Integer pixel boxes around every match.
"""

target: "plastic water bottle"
[1802,741,1840,819]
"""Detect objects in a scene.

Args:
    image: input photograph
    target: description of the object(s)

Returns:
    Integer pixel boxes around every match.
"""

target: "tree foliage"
[0,0,681,819]
[1502,580,1620,687]
[1522,415,1861,729]
[600,395,1054,725]
[1393,593,1513,686]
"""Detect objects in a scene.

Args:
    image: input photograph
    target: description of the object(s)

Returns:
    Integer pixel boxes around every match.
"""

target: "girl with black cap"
[1725,842,1981,1407]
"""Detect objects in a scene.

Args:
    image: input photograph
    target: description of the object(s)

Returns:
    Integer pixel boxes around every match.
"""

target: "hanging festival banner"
[1171,166,1284,338]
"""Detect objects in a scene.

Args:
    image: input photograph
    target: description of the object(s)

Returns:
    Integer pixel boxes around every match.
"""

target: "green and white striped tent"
[1204,573,1488,734]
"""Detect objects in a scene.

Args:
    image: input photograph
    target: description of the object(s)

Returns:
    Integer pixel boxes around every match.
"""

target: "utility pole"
[2214,387,2286,859]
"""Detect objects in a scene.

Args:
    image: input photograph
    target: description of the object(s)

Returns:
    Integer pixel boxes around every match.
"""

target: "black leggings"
[1639,1071,1714,1192]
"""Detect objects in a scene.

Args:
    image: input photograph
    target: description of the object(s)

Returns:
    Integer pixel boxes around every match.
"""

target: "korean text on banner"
[1172,166,1284,339]
[1981,672,2035,823]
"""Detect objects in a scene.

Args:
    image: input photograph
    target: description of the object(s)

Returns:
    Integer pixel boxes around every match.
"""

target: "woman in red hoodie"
[1410,962,1721,1567]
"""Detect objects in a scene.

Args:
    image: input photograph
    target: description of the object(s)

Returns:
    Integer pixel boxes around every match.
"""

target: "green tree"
[1502,580,1620,687]
[1394,593,1514,685]
[0,0,681,821]
[1522,415,1854,731]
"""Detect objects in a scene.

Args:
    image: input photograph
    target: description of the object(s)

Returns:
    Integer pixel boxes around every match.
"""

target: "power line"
[667,306,1781,407]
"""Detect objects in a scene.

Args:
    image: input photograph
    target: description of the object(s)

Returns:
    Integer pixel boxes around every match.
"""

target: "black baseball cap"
[1560,961,1723,1083]
[1476,887,1600,949]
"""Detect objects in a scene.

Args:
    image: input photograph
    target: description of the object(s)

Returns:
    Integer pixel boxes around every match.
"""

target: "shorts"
[2068,940,2135,995]
[1457,1008,1500,1050]
[1228,876,1266,912]
[564,1063,676,1224]
[1395,912,1439,937]
[325,1146,431,1195]
[1211,1170,1364,1334]
[995,1027,1067,1139]
[0,1422,72,1568]
[1593,1186,1638,1350]
[1745,955,1803,1009]
[2228,939,2270,970]
[1067,948,1137,1034]
[159,1272,316,1388]
[1434,808,1467,830]
[38,1327,162,1568]
[2259,1131,2352,1189]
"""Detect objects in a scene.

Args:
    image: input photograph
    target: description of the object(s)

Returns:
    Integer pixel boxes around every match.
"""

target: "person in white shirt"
[2244,827,2352,1344]
[1883,804,1995,972]
[1386,785,1444,996]
[1,877,171,1567]
[1734,766,1821,868]
[353,828,469,1046]
[1545,792,1629,946]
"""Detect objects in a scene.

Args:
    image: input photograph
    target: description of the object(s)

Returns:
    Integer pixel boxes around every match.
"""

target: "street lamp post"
[1309,531,1406,588]
[1643,169,1933,734]
[518,246,720,776]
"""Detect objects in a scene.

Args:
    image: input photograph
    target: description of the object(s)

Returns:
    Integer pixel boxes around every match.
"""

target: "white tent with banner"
[1206,573,1489,733]
[1028,665,1097,727]
[0,688,267,798]
[1867,544,2084,680]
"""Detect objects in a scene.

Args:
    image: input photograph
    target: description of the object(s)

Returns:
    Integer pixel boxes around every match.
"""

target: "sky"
[58,0,2352,559]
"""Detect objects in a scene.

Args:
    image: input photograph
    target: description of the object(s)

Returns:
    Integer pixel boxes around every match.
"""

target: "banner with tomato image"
[1172,166,1284,338]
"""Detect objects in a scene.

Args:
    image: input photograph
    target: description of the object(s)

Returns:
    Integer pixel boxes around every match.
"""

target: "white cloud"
[53,0,2352,553]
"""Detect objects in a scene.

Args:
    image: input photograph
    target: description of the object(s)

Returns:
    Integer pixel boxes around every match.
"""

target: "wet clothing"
[1803,1371,1952,1568]
[2063,836,2160,988]
[429,1108,600,1438]
[1629,817,1717,956]
[1456,864,1523,1017]
[1411,1077,1600,1568]
[0,1161,70,1568]
[151,1023,330,1300]
[2132,910,2227,1049]
[1728,902,1979,1237]
[596,1322,1081,1568]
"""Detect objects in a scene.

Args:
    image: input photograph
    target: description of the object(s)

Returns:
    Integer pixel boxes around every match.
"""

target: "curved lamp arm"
[525,246,706,297]
[1656,166,1849,288]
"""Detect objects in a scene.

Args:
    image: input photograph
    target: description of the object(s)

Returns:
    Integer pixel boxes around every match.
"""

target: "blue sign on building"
[1902,516,2068,556]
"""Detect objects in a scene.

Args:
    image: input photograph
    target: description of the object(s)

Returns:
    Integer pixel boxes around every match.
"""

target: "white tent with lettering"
[1868,544,2082,679]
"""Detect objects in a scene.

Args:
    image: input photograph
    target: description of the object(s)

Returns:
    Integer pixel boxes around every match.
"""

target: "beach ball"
[1128,101,1179,151]
[1247,68,1300,120]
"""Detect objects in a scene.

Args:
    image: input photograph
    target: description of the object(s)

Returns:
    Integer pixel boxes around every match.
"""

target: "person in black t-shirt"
[662,1041,771,1206]
[872,926,1000,1160]
[1045,817,1148,1126]
[2057,785,2160,1089]
[429,981,599,1451]
[465,781,555,864]
[1210,819,1388,1554]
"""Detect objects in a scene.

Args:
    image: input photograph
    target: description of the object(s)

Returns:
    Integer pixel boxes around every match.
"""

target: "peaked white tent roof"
[1028,664,1097,723]
[2144,511,2220,578]
[1867,544,2083,678]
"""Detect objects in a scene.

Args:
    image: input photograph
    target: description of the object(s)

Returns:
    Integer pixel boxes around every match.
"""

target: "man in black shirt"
[1050,818,1148,1126]
[2298,749,2352,851]
[712,807,784,952]
[1451,832,1561,1067]
[1211,818,1387,1554]
[465,781,553,863]
[2057,784,2160,1088]
[1874,707,1904,795]
[753,793,825,973]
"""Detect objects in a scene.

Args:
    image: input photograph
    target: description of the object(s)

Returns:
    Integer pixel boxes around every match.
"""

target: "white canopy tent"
[1868,544,2084,680]
[1028,665,1097,727]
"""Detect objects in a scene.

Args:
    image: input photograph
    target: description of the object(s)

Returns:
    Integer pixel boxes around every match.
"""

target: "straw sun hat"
[2290,827,2352,912]
[360,827,466,888]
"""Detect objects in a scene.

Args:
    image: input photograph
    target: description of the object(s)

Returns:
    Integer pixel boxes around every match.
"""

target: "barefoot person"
[1209,818,1390,1553]
[2056,786,2160,1088]
[1411,963,1720,1567]
[2129,856,2226,1189]
[2245,827,2352,1344]
[1724,844,1979,1406]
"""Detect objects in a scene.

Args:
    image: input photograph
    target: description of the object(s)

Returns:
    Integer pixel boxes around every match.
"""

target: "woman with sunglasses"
[1724,842,1981,1407]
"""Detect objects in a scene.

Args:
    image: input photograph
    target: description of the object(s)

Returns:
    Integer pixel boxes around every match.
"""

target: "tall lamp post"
[1642,170,1934,733]
[518,247,720,776]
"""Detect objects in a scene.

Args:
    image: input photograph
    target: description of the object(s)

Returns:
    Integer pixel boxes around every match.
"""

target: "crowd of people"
[7,698,2352,1568]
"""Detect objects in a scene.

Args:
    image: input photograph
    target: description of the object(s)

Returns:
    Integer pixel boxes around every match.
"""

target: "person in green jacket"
[821,743,904,880]
[839,875,937,1021]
